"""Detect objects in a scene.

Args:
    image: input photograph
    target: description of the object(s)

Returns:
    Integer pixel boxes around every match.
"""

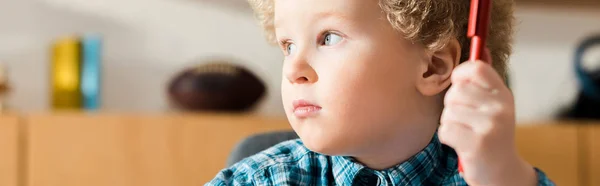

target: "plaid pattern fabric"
[207,135,555,186]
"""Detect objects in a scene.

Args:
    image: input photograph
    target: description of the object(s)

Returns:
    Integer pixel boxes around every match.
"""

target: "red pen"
[468,0,492,62]
[459,0,492,174]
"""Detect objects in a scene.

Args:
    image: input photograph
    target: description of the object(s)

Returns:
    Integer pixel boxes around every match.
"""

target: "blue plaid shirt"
[207,135,555,185]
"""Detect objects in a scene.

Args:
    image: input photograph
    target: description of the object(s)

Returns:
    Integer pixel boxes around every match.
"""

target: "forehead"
[273,0,381,27]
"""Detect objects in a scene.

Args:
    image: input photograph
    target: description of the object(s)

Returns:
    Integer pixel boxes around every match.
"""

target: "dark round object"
[168,62,266,112]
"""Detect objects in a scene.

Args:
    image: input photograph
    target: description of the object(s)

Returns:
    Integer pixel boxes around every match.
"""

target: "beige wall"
[0,0,285,116]
[1,0,599,122]
[511,5,600,122]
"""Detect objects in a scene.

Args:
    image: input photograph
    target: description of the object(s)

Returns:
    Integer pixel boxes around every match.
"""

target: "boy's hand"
[438,49,537,186]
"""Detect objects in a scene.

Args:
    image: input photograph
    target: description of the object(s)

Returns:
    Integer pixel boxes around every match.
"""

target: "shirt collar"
[331,134,446,185]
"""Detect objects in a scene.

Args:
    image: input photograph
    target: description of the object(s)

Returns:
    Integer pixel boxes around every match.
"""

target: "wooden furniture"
[516,122,581,186]
[0,114,19,186]
[0,113,598,186]
[587,125,600,186]
[25,112,291,186]
[515,123,600,186]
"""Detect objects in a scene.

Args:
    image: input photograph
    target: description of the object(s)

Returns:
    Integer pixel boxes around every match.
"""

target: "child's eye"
[285,43,297,56]
[322,33,343,46]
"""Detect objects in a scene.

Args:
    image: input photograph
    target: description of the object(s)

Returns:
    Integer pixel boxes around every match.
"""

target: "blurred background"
[0,0,599,122]
[0,0,599,186]
[0,0,285,116]
[0,0,598,121]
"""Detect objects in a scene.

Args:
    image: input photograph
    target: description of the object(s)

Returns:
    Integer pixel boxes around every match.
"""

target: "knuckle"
[455,82,469,90]
[454,62,470,72]
[490,106,503,116]
[443,106,456,118]
[478,124,498,142]
[474,121,494,136]
[484,102,505,115]
[444,89,458,106]
[440,114,449,124]
[472,62,489,77]
[440,113,453,126]
[437,126,451,143]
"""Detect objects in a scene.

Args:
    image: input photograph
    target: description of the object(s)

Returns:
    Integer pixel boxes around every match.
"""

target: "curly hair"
[247,0,515,80]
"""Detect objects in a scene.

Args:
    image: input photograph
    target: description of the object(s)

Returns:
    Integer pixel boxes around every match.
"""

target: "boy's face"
[276,0,434,155]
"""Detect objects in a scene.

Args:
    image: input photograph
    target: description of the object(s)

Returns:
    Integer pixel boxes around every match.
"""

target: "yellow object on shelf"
[51,37,82,109]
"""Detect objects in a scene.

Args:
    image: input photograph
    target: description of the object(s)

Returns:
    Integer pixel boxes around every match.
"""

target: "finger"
[438,120,475,153]
[444,83,478,109]
[441,104,492,130]
[452,61,505,91]
[444,81,502,110]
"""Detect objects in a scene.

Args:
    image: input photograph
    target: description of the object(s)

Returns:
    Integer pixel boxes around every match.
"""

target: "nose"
[283,55,318,84]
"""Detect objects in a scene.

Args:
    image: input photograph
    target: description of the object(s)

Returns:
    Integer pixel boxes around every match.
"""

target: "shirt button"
[352,169,381,186]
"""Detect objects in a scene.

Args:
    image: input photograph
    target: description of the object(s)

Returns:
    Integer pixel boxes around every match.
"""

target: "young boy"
[208,0,555,185]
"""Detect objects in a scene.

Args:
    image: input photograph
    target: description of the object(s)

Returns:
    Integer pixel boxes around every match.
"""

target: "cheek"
[322,43,417,96]
[316,43,421,122]
[280,79,293,112]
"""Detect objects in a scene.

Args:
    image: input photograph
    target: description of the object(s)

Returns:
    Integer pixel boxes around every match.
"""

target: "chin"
[288,112,357,156]
[297,131,353,156]
[302,139,340,155]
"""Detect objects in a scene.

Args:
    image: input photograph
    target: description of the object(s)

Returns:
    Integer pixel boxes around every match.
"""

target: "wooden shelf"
[1,113,599,186]
[0,115,19,186]
[25,113,291,186]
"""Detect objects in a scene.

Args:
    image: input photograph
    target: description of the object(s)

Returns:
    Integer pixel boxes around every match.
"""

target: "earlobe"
[416,39,461,96]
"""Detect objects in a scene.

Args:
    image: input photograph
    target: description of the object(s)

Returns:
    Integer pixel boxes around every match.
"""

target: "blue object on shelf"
[81,34,102,110]
[560,34,600,120]
[574,35,600,101]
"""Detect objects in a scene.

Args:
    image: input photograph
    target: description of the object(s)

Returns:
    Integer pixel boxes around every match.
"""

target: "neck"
[353,95,443,170]
[353,124,438,170]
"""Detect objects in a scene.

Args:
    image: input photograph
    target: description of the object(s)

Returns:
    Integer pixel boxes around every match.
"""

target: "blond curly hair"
[247,0,515,80]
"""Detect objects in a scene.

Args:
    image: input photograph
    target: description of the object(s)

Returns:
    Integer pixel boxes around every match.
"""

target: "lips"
[292,99,322,118]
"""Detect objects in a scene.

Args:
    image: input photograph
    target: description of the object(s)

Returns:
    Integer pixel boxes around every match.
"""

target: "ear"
[416,39,461,96]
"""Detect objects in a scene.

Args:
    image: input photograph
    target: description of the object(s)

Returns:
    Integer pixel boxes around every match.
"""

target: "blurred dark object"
[0,63,10,111]
[559,35,600,120]
[168,61,266,112]
[227,130,298,166]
